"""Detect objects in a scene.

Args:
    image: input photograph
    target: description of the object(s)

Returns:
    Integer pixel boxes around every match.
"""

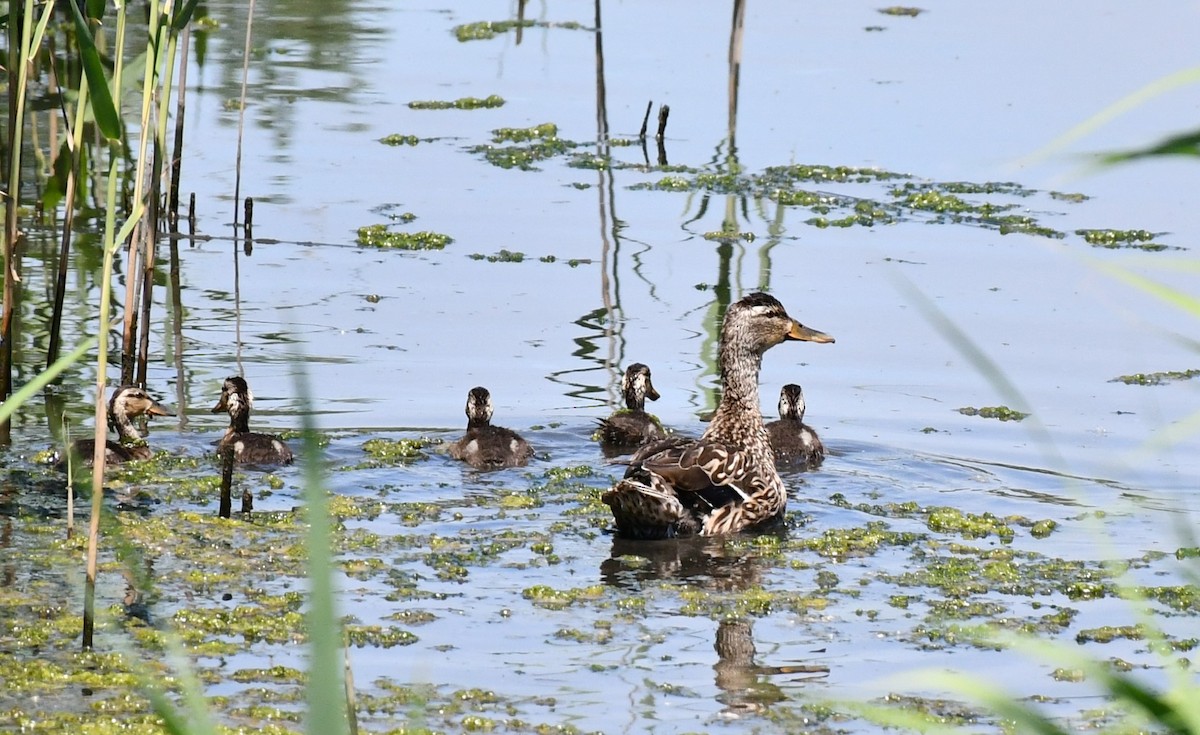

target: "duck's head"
[465,386,494,426]
[722,292,834,355]
[108,385,174,422]
[622,363,660,408]
[211,376,253,418]
[778,384,807,421]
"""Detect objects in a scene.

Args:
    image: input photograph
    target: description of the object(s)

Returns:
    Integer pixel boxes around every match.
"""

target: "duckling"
[449,386,534,470]
[211,376,294,465]
[596,363,667,452]
[765,384,825,468]
[602,292,834,538]
[60,385,174,468]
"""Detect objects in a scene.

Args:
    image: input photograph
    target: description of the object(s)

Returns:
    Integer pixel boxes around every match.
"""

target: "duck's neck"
[623,388,645,412]
[111,406,145,445]
[709,339,765,435]
[467,417,491,430]
[229,408,251,434]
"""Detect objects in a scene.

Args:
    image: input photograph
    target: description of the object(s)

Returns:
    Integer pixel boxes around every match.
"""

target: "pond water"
[3,0,1199,732]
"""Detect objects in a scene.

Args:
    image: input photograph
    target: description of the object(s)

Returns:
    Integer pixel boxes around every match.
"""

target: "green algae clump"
[356,224,452,250]
[957,405,1030,422]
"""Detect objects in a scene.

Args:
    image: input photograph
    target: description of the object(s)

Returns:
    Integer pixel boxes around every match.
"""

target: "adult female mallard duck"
[766,384,825,468]
[62,385,174,467]
[211,376,295,465]
[596,363,667,452]
[449,386,534,470]
[602,293,833,538]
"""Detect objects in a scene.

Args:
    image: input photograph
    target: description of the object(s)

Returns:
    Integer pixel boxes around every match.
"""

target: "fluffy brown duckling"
[449,386,534,470]
[211,376,294,465]
[596,363,667,453]
[60,385,174,468]
[602,292,834,538]
[765,384,825,469]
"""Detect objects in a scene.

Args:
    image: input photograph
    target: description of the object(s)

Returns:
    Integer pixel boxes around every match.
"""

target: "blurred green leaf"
[68,1,122,140]
[173,0,202,31]
[1101,129,1200,164]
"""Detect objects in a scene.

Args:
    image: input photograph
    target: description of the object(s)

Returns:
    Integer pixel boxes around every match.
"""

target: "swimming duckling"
[60,385,174,468]
[596,363,667,453]
[211,376,295,465]
[449,386,534,470]
[602,292,834,538]
[765,384,825,468]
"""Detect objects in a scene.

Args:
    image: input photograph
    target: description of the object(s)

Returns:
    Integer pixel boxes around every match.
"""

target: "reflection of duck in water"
[603,293,833,538]
[765,384,825,469]
[600,535,770,591]
[600,537,828,717]
[713,619,829,716]
[59,385,174,468]
[596,363,667,455]
[449,387,534,470]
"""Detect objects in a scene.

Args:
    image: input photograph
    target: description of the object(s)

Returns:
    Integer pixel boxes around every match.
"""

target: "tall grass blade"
[1019,66,1200,167]
[295,365,350,734]
[0,336,97,424]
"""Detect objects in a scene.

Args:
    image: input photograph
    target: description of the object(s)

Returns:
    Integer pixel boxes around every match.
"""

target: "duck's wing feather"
[630,438,759,511]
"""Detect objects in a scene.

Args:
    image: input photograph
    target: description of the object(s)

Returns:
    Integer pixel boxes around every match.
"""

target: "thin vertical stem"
[233,0,256,228]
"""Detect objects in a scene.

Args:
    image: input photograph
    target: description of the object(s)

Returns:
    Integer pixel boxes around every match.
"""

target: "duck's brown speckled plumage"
[766,384,825,468]
[602,293,833,538]
[449,387,534,470]
[63,385,174,468]
[596,363,666,452]
[212,376,294,465]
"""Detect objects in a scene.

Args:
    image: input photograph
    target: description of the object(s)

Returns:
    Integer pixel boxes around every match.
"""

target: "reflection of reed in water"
[600,535,829,716]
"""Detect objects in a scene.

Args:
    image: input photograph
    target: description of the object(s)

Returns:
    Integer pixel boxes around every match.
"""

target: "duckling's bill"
[786,321,835,344]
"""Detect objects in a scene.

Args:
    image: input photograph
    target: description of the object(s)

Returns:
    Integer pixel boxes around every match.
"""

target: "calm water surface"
[4,1,1199,732]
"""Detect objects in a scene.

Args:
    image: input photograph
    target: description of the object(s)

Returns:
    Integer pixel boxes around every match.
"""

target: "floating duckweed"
[1030,519,1058,538]
[956,405,1030,422]
[1076,228,1156,246]
[1076,624,1146,644]
[360,438,430,465]
[1051,667,1086,682]
[454,19,536,41]
[1065,581,1109,601]
[1050,191,1089,202]
[356,224,452,250]
[899,189,974,214]
[995,215,1066,238]
[879,6,923,16]
[764,163,906,184]
[926,506,1016,541]
[230,665,305,683]
[469,249,526,263]
[472,138,578,170]
[1139,585,1200,613]
[408,95,506,110]
[453,19,584,42]
[379,133,420,146]
[521,584,604,609]
[889,595,913,609]
[492,122,558,143]
[345,625,418,648]
[1110,368,1200,386]
[647,176,692,191]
